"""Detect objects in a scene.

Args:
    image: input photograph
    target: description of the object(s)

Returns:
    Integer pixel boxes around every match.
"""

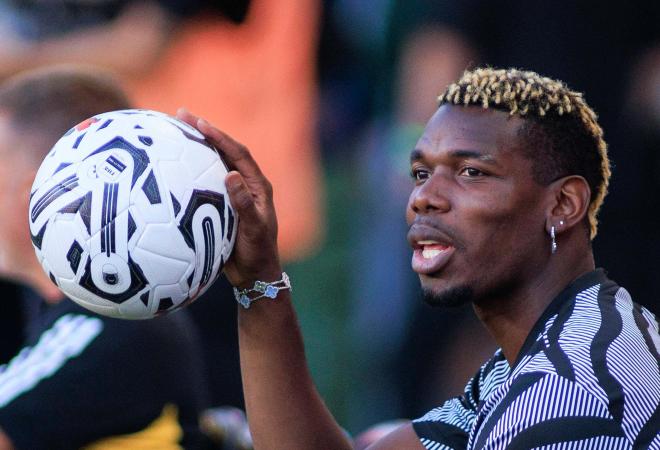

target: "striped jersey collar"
[512,268,610,369]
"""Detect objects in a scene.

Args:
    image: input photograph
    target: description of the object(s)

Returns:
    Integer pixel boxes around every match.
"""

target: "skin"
[406,105,594,363]
[175,105,594,450]
[0,2,173,79]
[0,114,64,450]
[0,113,63,302]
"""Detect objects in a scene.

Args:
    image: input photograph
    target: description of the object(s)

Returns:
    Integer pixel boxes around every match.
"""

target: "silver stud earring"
[550,225,557,254]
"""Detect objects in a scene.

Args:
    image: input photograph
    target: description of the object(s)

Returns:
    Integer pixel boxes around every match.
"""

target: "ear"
[544,175,591,235]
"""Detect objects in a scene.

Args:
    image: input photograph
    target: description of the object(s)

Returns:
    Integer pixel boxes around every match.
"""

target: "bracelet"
[233,272,291,309]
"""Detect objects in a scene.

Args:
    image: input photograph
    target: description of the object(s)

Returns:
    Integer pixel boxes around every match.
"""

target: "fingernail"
[198,118,209,128]
[226,174,242,191]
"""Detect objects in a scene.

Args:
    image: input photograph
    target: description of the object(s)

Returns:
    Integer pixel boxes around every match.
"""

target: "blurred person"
[0,65,211,449]
[179,66,659,449]
[0,0,299,412]
[0,1,192,313]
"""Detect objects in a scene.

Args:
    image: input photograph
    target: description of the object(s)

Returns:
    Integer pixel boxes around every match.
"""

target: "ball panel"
[137,222,195,263]
[130,247,191,287]
[40,216,88,282]
[180,140,221,181]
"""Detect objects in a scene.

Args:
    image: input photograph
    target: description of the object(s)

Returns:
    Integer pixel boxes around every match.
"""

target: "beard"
[422,284,474,308]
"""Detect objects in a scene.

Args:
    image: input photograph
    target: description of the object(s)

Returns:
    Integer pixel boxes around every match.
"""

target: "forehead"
[413,104,525,161]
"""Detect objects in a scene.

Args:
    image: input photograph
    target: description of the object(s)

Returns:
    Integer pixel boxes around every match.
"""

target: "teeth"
[422,248,442,259]
[418,240,439,245]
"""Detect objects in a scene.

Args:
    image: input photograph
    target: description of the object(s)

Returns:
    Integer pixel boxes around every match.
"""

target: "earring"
[550,225,557,254]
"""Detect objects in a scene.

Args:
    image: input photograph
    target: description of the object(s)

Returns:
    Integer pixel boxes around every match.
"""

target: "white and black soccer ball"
[28,109,237,319]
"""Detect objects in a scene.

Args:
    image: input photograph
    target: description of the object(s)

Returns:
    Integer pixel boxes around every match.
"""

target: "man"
[0,65,210,449]
[179,66,660,449]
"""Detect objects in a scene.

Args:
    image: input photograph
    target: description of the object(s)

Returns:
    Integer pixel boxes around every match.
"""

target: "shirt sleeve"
[412,351,509,450]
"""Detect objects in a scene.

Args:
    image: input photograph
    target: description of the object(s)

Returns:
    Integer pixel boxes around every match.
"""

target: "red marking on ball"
[75,117,100,131]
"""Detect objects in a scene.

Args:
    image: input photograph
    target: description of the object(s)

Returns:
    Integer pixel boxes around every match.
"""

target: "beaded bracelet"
[233,272,291,309]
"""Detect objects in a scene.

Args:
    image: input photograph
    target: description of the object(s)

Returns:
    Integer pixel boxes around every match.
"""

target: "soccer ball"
[28,109,237,319]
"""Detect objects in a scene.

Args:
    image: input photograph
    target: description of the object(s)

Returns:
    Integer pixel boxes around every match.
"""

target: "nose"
[408,175,450,215]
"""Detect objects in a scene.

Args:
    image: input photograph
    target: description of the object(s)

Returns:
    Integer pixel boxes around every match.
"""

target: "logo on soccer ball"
[28,109,237,319]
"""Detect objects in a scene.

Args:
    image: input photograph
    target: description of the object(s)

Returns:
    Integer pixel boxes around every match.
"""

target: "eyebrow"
[410,148,498,165]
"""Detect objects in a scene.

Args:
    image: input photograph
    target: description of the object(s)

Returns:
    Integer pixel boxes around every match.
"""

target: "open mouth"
[411,239,455,275]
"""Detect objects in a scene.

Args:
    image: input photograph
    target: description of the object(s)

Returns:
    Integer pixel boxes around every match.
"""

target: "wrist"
[232,265,284,290]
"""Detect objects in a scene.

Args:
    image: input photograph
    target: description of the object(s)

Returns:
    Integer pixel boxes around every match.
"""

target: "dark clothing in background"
[0,295,211,449]
[0,280,22,365]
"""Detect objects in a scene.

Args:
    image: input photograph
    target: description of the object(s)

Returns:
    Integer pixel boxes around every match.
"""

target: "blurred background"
[0,0,658,438]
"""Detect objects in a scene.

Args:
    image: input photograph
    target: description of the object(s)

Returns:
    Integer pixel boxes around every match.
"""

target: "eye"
[459,167,486,177]
[411,167,431,183]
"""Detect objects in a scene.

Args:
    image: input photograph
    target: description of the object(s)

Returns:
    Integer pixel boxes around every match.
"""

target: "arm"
[177,110,352,450]
[0,1,174,79]
[178,103,515,450]
[180,109,501,450]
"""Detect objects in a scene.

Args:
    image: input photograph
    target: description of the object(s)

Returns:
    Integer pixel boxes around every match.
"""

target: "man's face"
[0,114,38,280]
[406,105,550,307]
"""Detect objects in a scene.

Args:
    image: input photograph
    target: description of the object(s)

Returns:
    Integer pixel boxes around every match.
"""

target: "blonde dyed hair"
[439,67,610,239]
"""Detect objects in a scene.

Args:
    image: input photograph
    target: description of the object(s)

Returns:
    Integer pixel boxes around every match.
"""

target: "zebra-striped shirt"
[413,269,660,449]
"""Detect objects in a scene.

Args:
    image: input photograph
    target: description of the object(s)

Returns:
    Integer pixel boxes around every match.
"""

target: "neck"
[474,249,595,367]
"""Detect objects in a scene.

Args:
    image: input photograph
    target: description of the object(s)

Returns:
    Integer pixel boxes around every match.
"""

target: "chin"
[421,284,474,308]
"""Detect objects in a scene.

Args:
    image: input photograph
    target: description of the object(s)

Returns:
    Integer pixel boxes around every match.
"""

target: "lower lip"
[411,246,455,275]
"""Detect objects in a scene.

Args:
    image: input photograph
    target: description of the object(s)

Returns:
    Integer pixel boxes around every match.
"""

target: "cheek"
[460,193,511,226]
[459,193,531,250]
[469,193,545,258]
[405,193,416,224]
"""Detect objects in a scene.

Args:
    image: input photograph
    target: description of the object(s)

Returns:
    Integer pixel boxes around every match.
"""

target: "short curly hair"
[0,64,131,160]
[438,67,609,239]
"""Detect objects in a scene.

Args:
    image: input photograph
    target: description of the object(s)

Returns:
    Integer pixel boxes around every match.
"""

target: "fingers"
[176,108,269,197]
[195,119,264,176]
[225,171,262,234]
[176,108,199,128]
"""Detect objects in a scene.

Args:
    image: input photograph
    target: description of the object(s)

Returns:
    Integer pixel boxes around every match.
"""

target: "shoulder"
[472,372,631,450]
[518,276,658,402]
[556,283,660,412]
[0,311,104,402]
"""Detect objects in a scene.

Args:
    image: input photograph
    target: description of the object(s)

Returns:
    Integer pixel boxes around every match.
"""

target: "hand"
[176,109,282,288]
